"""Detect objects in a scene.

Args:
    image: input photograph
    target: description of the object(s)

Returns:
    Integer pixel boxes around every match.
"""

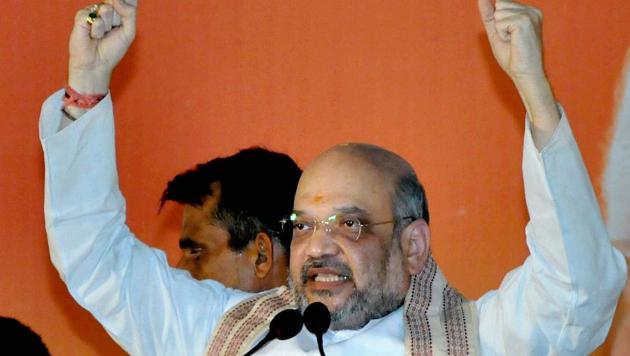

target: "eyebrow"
[291,206,371,218]
[334,206,369,216]
[291,210,305,216]
[179,238,204,250]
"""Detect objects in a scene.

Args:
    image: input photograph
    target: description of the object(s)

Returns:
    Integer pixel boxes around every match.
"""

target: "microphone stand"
[304,302,331,356]
[243,333,274,356]
[243,309,303,356]
[315,334,325,356]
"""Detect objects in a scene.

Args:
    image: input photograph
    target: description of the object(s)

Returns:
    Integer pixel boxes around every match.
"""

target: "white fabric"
[40,89,627,355]
[604,55,630,244]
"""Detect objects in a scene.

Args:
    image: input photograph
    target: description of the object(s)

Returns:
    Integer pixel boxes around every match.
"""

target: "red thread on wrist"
[63,86,106,109]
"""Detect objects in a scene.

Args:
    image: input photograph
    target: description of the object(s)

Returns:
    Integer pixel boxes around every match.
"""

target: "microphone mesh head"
[270,309,304,340]
[304,302,331,335]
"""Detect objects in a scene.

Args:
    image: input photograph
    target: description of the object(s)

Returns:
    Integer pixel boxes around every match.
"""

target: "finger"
[496,0,542,24]
[98,3,114,32]
[478,0,501,42]
[112,0,138,38]
[494,8,541,26]
[478,0,495,26]
[493,8,522,22]
[100,0,122,27]
[495,0,526,11]
[73,7,92,32]
[71,7,96,46]
[496,1,541,18]
[112,11,122,27]
[90,17,107,39]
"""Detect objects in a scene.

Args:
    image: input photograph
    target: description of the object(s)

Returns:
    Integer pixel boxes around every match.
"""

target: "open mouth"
[313,274,350,283]
[305,267,352,290]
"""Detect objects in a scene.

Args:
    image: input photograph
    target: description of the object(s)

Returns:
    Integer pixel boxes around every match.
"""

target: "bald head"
[289,143,431,330]
[299,143,429,229]
[326,143,417,181]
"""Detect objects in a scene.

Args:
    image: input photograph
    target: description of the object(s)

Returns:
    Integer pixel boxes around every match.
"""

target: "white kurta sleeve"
[39,89,248,356]
[475,109,628,355]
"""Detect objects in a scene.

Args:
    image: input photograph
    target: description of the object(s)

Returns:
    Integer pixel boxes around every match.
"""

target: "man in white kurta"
[41,0,627,355]
[40,89,627,355]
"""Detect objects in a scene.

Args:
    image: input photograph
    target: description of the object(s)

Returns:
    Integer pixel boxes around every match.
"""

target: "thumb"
[478,0,498,39]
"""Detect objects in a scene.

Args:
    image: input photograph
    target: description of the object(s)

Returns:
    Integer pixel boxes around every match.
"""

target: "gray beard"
[288,247,405,330]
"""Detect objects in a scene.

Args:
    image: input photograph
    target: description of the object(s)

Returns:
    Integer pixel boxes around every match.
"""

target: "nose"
[304,223,340,259]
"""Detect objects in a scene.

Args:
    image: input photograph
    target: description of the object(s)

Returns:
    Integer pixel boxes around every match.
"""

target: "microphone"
[303,302,331,356]
[243,308,303,356]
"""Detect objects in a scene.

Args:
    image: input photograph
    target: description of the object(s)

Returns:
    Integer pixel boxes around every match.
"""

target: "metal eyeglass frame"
[281,213,416,241]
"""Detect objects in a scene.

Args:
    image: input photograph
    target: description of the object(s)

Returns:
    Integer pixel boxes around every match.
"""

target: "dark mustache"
[300,257,353,284]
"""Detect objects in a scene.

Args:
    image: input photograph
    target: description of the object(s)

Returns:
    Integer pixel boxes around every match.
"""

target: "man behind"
[40,0,627,354]
[162,147,301,291]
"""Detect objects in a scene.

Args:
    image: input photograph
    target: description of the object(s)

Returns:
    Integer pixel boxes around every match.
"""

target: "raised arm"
[64,0,136,120]
[40,2,245,354]
[478,0,559,149]
[474,1,627,354]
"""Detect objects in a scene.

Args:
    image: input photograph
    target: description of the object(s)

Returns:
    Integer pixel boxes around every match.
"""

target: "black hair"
[0,317,50,355]
[160,147,301,253]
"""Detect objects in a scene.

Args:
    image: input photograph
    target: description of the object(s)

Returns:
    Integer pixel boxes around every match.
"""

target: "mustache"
[300,256,353,284]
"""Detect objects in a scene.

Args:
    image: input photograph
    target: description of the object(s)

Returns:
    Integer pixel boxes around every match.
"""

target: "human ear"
[253,232,274,278]
[399,219,431,275]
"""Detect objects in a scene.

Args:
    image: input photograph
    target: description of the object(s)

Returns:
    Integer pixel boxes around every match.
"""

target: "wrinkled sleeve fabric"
[475,109,628,355]
[39,89,248,356]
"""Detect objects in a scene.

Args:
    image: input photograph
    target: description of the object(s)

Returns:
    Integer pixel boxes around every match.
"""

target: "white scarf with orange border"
[206,256,480,355]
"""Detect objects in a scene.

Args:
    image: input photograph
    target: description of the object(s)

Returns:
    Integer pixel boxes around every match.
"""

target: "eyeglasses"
[281,213,415,242]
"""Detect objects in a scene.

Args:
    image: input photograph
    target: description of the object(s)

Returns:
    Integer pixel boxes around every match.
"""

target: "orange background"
[1,1,629,354]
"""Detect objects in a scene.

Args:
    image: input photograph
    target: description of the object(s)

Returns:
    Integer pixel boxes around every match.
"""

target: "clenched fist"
[478,0,544,82]
[478,0,560,148]
[68,0,138,95]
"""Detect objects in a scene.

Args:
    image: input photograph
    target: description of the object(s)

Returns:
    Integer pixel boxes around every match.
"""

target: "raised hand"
[68,0,138,95]
[478,0,560,148]
[478,0,544,82]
